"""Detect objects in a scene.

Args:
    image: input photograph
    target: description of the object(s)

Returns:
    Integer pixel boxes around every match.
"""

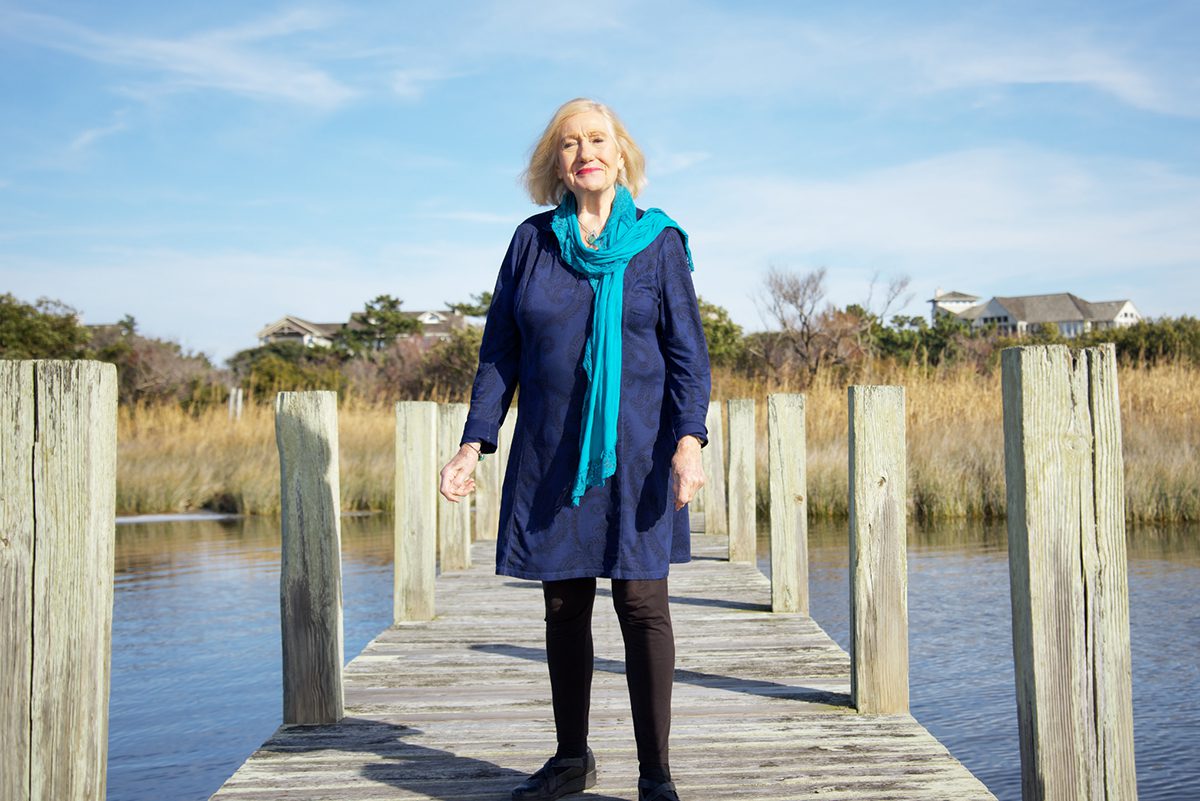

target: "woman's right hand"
[439,443,481,502]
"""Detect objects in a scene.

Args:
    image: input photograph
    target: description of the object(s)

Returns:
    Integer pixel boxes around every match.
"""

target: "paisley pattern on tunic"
[461,209,711,581]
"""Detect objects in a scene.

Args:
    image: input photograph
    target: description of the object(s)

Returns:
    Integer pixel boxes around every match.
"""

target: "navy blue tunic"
[461,209,712,581]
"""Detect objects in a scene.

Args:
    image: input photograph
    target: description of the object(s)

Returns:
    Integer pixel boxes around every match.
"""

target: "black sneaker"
[637,777,680,801]
[511,748,597,800]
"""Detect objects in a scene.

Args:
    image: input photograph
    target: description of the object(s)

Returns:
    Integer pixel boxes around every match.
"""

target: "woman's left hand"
[671,435,706,511]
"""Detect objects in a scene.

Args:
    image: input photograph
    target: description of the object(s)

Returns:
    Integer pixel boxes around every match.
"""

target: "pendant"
[586,231,598,245]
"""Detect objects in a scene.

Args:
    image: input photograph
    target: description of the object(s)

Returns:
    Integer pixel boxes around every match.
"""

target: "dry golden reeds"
[117,362,1199,522]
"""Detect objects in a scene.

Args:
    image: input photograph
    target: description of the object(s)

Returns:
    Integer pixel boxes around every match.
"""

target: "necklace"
[578,217,604,247]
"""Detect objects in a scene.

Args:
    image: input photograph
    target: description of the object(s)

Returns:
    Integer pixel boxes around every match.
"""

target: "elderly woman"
[439,98,710,801]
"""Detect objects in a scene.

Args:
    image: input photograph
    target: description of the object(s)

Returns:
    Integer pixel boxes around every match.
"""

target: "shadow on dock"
[470,643,852,708]
[261,719,629,801]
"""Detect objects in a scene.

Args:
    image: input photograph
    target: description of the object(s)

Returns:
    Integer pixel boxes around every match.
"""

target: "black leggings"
[542,577,674,783]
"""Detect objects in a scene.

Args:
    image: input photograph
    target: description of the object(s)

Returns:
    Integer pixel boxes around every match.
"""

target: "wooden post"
[437,403,472,570]
[473,422,501,542]
[1002,344,1137,800]
[395,401,437,622]
[768,394,808,613]
[726,398,756,562]
[1,360,117,801]
[228,386,244,420]
[498,406,517,491]
[848,385,909,714]
[275,391,345,725]
[699,401,728,536]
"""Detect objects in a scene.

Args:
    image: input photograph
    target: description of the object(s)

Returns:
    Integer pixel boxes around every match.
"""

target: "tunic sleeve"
[461,228,526,454]
[658,230,712,446]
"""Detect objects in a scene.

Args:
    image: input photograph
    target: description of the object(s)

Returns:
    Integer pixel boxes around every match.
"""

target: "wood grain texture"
[30,361,117,801]
[768,394,808,614]
[497,407,516,496]
[0,361,34,801]
[848,385,909,715]
[210,535,995,801]
[472,419,501,543]
[437,404,471,571]
[395,402,437,623]
[696,402,728,535]
[275,391,345,725]
[1085,345,1137,800]
[1002,345,1138,801]
[726,398,756,563]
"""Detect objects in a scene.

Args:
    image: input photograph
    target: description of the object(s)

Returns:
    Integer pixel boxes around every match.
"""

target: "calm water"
[107,515,1199,800]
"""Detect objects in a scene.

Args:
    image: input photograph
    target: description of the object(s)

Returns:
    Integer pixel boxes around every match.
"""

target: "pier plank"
[211,536,995,801]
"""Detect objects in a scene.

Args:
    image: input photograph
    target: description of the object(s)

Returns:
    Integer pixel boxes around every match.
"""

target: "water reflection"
[108,515,394,801]
[107,514,1198,801]
[759,518,1200,801]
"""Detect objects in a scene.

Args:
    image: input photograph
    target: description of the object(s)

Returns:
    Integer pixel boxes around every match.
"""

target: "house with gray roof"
[257,309,468,349]
[929,289,1142,338]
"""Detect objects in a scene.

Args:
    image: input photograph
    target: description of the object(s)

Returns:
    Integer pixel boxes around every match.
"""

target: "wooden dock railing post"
[1,360,117,801]
[768,393,808,613]
[497,407,517,492]
[473,417,501,543]
[1002,344,1137,800]
[699,401,729,536]
[726,398,757,562]
[275,391,345,725]
[848,385,909,714]
[437,403,472,569]
[395,401,437,622]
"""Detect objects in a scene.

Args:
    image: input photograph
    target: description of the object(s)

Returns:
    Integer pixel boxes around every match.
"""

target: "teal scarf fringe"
[551,184,693,506]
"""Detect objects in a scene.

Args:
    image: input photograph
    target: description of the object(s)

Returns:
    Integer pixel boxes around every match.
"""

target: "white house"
[256,310,468,349]
[929,290,1142,338]
[256,315,342,348]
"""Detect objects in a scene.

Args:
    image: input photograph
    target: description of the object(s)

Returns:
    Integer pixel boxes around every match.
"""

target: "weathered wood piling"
[1,360,117,801]
[698,402,728,536]
[726,398,756,562]
[848,385,909,715]
[767,393,808,613]
[394,401,437,622]
[437,402,471,570]
[1002,344,1137,800]
[275,391,345,725]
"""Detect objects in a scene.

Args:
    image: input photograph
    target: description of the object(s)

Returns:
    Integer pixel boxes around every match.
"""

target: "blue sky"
[2,1,1198,362]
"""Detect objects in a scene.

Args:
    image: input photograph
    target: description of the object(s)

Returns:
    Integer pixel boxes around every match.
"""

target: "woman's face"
[555,110,625,200]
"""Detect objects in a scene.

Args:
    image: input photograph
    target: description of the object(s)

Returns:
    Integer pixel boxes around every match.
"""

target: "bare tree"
[865,270,914,323]
[758,265,831,378]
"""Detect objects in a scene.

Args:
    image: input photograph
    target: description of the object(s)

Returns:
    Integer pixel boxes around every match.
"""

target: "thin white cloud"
[69,118,127,152]
[898,28,1181,115]
[598,5,1198,117]
[392,68,456,100]
[1,9,356,109]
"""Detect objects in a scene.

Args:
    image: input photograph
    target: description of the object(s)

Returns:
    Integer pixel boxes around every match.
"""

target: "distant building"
[256,310,468,349]
[928,289,1142,338]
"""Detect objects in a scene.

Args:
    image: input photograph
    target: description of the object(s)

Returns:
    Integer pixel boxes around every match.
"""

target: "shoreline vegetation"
[117,361,1199,524]
[6,285,1198,524]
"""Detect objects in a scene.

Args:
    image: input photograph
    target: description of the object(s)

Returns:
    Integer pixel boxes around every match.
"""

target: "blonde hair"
[523,98,647,207]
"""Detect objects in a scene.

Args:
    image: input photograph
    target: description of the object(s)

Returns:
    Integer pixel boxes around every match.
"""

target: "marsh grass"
[117,363,1199,522]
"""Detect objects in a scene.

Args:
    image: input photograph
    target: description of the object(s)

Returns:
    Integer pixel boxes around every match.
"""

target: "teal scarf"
[551,184,694,506]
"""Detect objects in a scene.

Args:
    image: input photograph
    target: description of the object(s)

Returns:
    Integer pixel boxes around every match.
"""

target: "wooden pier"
[3,349,1138,801]
[209,533,995,800]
